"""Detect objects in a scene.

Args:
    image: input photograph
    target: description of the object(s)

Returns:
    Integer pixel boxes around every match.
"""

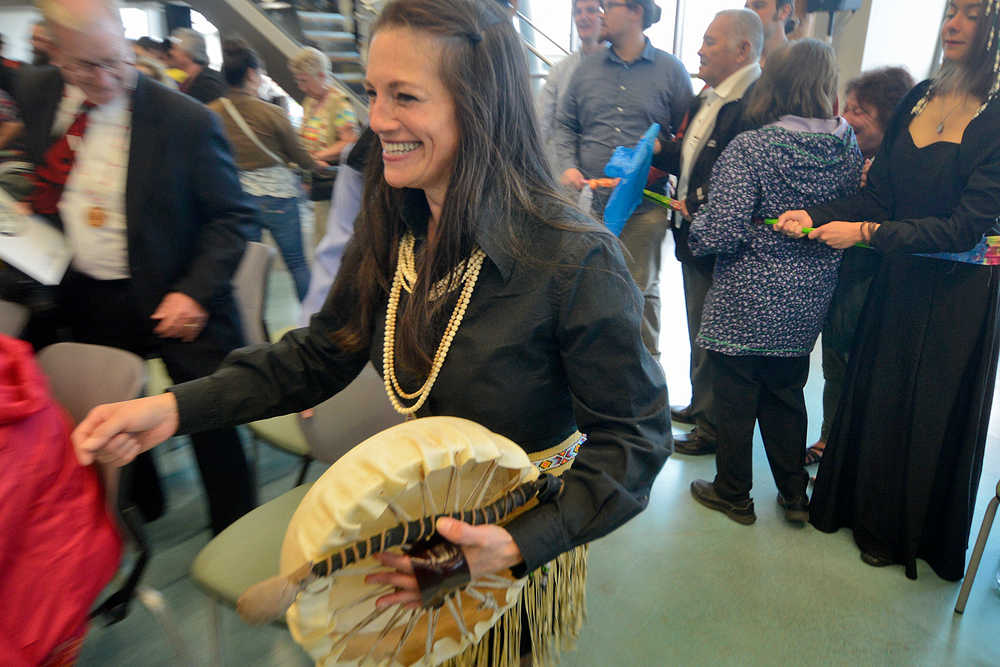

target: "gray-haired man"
[652,9,763,454]
[168,27,224,104]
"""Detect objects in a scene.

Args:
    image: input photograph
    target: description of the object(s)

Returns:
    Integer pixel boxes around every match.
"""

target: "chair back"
[35,342,150,624]
[233,241,275,346]
[0,299,29,337]
[297,364,404,464]
[36,343,146,425]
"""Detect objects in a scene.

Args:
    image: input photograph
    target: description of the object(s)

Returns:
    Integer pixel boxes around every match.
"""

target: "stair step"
[298,11,348,30]
[330,63,363,75]
[326,50,361,62]
[303,30,355,41]
[334,71,365,82]
[298,11,345,22]
[304,32,355,51]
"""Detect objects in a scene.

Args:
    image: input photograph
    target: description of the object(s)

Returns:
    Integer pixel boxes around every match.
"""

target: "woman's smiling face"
[365,27,460,208]
[941,0,982,63]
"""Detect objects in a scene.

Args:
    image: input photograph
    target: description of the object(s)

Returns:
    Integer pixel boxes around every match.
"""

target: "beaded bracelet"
[860,222,880,244]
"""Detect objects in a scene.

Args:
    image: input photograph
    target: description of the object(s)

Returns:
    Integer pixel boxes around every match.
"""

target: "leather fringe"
[439,544,588,667]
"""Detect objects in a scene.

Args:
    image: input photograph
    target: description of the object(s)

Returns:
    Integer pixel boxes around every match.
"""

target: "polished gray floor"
[78,237,1000,666]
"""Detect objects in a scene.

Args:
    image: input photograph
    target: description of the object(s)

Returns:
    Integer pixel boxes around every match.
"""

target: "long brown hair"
[330,0,592,374]
[935,0,1000,102]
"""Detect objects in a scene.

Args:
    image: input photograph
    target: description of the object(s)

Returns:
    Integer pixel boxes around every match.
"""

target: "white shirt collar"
[711,62,762,102]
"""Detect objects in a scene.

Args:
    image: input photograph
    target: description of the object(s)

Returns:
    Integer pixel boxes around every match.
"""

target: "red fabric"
[30,103,93,215]
[0,335,122,666]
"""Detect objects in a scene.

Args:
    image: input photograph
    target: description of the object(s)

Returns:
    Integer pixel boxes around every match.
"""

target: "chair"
[0,299,29,336]
[35,343,150,623]
[191,365,402,662]
[246,326,311,486]
[37,343,194,662]
[297,364,404,465]
[250,355,403,487]
[232,241,276,346]
[955,479,1000,613]
[190,484,312,663]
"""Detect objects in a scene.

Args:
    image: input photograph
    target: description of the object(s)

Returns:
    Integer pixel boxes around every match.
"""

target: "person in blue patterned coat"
[686,39,862,526]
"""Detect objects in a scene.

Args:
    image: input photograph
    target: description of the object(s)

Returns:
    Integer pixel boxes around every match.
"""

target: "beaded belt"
[530,432,586,476]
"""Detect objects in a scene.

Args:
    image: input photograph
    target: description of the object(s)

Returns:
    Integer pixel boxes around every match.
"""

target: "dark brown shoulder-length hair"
[330,0,590,374]
[845,66,915,129]
[742,38,838,127]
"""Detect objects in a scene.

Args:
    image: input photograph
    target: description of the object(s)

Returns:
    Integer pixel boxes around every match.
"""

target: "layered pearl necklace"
[383,231,486,416]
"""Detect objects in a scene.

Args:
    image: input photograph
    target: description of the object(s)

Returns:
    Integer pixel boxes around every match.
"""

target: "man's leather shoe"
[690,479,756,525]
[776,493,809,523]
[673,427,717,455]
[670,404,695,425]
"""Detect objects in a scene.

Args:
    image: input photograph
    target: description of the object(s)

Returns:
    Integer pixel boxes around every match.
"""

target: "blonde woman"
[289,46,359,243]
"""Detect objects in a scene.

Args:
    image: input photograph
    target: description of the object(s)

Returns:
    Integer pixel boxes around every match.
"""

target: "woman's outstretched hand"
[773,210,814,238]
[366,517,524,610]
[808,222,865,249]
[71,393,180,466]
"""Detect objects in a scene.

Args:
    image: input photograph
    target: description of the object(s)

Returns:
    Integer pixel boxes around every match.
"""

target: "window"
[191,10,222,69]
[119,7,150,40]
[675,0,735,74]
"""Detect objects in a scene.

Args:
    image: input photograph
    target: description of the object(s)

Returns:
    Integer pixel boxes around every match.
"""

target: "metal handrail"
[523,40,554,68]
[514,9,571,57]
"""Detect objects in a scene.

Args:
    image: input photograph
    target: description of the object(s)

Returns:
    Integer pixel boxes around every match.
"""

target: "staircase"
[185,0,368,109]
[296,9,365,95]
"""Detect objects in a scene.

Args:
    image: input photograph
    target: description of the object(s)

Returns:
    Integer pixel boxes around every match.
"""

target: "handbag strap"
[219,97,286,168]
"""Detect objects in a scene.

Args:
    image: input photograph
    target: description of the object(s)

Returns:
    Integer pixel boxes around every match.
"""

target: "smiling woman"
[364,28,460,220]
[70,0,670,664]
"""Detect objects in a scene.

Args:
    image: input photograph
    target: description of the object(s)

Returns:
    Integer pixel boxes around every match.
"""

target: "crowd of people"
[1,0,999,663]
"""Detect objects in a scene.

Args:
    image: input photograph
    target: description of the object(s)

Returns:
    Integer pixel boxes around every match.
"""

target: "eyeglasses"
[599,1,633,12]
[61,56,126,78]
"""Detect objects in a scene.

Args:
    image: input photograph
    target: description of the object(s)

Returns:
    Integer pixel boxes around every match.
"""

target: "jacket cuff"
[504,501,570,577]
[170,280,214,312]
[169,376,220,436]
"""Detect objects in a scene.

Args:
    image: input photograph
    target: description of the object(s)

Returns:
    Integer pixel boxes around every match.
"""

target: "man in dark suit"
[651,9,762,455]
[17,0,256,534]
[168,27,225,104]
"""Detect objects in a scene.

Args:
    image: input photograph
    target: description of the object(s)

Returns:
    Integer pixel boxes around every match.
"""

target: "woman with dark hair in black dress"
[776,0,1000,581]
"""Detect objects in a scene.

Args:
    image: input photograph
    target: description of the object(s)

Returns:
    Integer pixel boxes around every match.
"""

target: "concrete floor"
[78,236,1000,666]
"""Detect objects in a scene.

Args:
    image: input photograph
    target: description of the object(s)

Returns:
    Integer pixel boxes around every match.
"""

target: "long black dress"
[808,81,1000,581]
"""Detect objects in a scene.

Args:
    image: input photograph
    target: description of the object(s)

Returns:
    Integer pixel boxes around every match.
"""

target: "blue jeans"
[242,194,311,301]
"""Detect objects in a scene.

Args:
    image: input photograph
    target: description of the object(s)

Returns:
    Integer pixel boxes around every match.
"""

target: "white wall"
[862,0,943,78]
[819,0,946,96]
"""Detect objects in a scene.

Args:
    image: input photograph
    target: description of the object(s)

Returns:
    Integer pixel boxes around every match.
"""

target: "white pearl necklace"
[383,232,486,416]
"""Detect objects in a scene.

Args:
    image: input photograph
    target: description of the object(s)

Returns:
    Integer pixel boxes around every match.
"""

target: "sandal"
[804,442,825,466]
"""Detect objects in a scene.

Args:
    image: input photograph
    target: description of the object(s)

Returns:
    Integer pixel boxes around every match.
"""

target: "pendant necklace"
[936,96,968,134]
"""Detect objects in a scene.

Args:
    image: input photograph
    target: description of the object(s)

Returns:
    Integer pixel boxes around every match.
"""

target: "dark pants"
[680,256,717,439]
[819,338,847,442]
[58,271,256,534]
[708,350,810,503]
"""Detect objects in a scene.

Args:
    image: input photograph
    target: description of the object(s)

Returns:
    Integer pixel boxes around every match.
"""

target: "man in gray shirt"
[536,0,604,180]
[555,0,691,359]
